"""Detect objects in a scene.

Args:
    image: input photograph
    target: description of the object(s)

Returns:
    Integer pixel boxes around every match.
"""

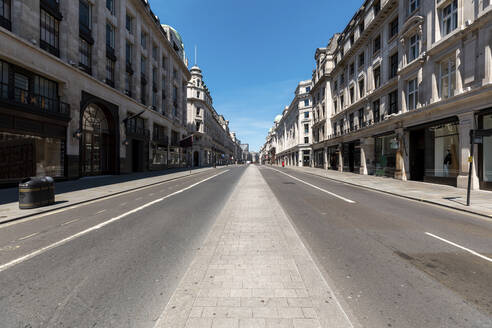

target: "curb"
[285,167,492,220]
[0,168,218,226]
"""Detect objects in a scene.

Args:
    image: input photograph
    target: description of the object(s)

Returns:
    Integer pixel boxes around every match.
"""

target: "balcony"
[0,83,70,119]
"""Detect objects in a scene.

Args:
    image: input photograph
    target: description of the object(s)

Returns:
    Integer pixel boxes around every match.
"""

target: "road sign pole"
[466,130,474,206]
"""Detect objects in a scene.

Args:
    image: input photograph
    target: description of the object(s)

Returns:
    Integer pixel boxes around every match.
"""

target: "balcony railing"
[0,83,70,118]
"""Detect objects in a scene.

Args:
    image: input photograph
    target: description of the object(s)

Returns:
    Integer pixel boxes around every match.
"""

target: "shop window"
[40,9,60,57]
[440,57,456,99]
[375,134,397,177]
[426,122,459,178]
[482,114,492,184]
[440,0,458,37]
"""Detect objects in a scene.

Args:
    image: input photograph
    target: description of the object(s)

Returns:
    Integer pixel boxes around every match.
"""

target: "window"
[306,86,311,93]
[389,53,398,79]
[141,56,146,76]
[340,95,344,108]
[106,23,115,50]
[408,34,420,62]
[359,23,365,35]
[304,124,309,134]
[373,35,381,54]
[196,91,200,98]
[358,52,365,68]
[358,78,365,98]
[141,79,147,105]
[1,0,11,30]
[79,0,91,35]
[125,72,132,97]
[126,41,133,65]
[152,68,158,90]
[79,38,91,73]
[358,108,364,127]
[152,45,158,60]
[304,99,309,106]
[141,31,147,49]
[441,0,458,37]
[304,111,309,119]
[373,66,381,89]
[334,100,337,113]
[173,69,177,80]
[350,34,354,46]
[440,58,456,99]
[106,0,114,15]
[407,79,417,110]
[340,72,345,85]
[389,90,399,115]
[409,0,419,13]
[334,80,338,91]
[374,0,380,16]
[40,9,60,56]
[389,17,398,39]
[106,58,115,86]
[196,107,200,115]
[304,137,309,144]
[349,86,354,104]
[33,75,58,111]
[126,14,133,34]
[161,76,166,99]
[349,62,355,77]
[373,99,380,123]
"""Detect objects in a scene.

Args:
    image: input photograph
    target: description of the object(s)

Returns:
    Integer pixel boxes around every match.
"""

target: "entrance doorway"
[132,139,143,172]
[410,130,425,181]
[82,104,114,176]
[194,151,199,167]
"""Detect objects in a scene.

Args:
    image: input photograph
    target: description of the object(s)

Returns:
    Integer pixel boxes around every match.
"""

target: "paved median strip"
[0,170,229,273]
[425,232,492,263]
[268,168,356,204]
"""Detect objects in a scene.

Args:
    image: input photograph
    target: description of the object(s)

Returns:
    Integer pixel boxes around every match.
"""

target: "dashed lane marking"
[425,232,492,263]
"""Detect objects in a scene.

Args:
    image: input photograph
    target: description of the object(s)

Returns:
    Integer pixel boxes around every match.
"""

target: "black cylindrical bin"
[19,176,55,209]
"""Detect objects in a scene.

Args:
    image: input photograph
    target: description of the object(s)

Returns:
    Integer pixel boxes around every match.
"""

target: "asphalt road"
[259,166,492,328]
[0,166,245,328]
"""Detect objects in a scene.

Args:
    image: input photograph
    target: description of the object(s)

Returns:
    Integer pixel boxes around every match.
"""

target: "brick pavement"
[155,165,353,328]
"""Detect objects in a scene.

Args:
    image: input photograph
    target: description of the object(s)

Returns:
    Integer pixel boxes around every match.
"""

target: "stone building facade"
[309,0,492,190]
[273,80,314,167]
[186,66,238,166]
[0,0,191,185]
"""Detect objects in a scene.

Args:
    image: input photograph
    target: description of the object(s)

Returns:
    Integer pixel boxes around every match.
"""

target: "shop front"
[374,133,397,177]
[327,146,339,170]
[313,149,323,168]
[409,118,459,186]
[342,140,360,173]
[478,110,492,190]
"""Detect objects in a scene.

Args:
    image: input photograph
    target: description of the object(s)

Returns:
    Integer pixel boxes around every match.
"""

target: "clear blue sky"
[150,0,363,151]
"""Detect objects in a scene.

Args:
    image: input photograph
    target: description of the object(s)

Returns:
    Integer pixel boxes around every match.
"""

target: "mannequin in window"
[443,148,452,176]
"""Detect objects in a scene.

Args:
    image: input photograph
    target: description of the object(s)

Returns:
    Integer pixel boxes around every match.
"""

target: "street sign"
[473,136,483,144]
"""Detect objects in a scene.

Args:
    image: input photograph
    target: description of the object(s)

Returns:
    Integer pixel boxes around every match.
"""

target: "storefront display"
[152,146,168,165]
[374,134,397,177]
[314,149,323,168]
[480,113,492,189]
[410,119,459,185]
[327,146,339,170]
[0,132,64,180]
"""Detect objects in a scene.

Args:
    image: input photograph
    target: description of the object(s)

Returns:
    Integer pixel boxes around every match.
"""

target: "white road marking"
[120,202,127,206]
[0,169,218,230]
[268,168,356,204]
[425,232,492,263]
[18,232,39,241]
[95,210,106,214]
[0,170,229,273]
[136,197,143,201]
[61,218,80,226]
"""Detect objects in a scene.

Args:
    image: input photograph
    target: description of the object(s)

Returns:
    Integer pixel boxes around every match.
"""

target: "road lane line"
[120,202,127,206]
[95,210,106,214]
[18,232,39,241]
[425,232,492,263]
[0,170,229,273]
[268,168,356,204]
[61,218,80,226]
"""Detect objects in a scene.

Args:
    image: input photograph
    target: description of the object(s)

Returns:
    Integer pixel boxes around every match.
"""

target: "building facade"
[270,80,314,167]
[0,0,192,185]
[309,0,491,190]
[186,65,237,166]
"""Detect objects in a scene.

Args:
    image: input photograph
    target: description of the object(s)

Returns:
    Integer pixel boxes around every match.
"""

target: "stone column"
[456,48,463,94]
[359,138,367,175]
[394,128,407,181]
[457,112,479,189]
[364,137,375,175]
[338,143,343,172]
[323,146,328,170]
[484,31,492,85]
